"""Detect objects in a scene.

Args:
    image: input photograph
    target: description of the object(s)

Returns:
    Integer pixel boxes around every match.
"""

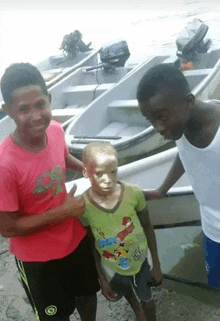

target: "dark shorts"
[15,236,100,320]
[110,258,153,303]
[203,233,220,288]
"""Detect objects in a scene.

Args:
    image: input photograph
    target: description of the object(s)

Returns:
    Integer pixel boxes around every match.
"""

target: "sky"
[0,0,220,77]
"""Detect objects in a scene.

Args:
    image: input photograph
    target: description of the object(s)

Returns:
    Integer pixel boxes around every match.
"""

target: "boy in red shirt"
[0,63,100,321]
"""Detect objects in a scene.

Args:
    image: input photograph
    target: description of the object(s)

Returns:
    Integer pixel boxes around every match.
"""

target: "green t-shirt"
[81,182,148,276]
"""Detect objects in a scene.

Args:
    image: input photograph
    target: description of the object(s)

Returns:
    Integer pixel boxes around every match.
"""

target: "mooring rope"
[163,274,220,294]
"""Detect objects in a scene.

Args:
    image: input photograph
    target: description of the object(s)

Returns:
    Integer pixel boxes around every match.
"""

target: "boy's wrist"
[152,257,161,266]
[99,275,108,283]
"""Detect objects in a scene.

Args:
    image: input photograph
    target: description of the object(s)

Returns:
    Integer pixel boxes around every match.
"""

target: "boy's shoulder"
[47,120,63,132]
[204,100,220,118]
[123,182,143,197]
[46,120,65,140]
[123,182,142,191]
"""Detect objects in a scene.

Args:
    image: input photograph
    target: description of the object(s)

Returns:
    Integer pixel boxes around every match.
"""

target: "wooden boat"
[64,48,220,164]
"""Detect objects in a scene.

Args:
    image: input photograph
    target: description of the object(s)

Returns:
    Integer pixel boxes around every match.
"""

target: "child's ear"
[83,167,89,178]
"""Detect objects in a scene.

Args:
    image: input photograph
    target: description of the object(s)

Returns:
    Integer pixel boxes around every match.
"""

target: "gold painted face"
[86,152,118,196]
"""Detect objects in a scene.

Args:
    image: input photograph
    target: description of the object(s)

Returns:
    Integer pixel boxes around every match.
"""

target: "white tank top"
[176,118,220,243]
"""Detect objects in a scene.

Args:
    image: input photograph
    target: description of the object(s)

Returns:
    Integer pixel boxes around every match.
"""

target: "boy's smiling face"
[86,153,118,196]
[5,84,52,142]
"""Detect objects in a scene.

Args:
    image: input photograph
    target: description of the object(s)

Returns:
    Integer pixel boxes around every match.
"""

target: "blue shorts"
[203,233,220,288]
[110,258,153,303]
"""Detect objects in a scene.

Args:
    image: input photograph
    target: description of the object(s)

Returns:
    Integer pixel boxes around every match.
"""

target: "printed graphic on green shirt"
[97,216,143,270]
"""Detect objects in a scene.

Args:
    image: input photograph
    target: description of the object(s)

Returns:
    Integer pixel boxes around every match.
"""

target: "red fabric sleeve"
[0,166,19,212]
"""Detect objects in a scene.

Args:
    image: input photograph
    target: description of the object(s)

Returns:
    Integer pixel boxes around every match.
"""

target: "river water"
[1,1,220,76]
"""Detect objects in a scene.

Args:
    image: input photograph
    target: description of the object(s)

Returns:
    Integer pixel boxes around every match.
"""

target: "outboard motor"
[176,19,212,70]
[100,40,130,68]
[60,30,92,57]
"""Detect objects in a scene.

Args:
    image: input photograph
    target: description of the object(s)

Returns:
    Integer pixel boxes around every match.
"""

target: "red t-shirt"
[0,120,86,262]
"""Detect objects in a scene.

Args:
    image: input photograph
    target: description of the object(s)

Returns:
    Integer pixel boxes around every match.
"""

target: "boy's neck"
[184,100,220,147]
[88,183,122,210]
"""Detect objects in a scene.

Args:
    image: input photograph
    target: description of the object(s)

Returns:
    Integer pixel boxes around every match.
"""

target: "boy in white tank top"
[137,63,220,289]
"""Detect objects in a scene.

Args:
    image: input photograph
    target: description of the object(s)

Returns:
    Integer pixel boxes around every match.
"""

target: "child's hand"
[101,279,119,302]
[150,264,163,286]
[64,193,85,217]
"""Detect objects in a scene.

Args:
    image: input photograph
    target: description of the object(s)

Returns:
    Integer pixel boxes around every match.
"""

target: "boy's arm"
[138,207,163,285]
[144,154,185,200]
[0,193,84,238]
[86,226,118,302]
[65,152,84,172]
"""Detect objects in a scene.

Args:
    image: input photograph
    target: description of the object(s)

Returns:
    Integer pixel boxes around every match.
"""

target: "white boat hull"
[66,147,199,227]
[0,45,145,140]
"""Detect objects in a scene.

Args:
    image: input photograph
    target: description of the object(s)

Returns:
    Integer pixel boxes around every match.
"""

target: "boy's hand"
[150,264,163,286]
[100,279,119,302]
[64,193,85,217]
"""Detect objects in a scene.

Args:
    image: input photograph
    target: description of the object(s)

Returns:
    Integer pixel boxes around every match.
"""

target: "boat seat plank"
[52,108,82,123]
[52,108,82,116]
[64,83,116,93]
[97,122,146,138]
[162,55,179,64]
[119,126,146,136]
[183,68,212,76]
[65,104,87,110]
[97,122,128,136]
[97,83,116,91]
[108,100,138,108]
[64,104,80,109]
[63,83,116,105]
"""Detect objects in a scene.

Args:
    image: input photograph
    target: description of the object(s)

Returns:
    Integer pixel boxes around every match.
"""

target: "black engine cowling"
[100,40,130,67]
[176,18,211,61]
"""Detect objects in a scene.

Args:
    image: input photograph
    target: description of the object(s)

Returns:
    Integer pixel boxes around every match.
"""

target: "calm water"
[1,1,220,76]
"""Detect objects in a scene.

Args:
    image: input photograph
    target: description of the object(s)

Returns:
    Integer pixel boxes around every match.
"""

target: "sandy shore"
[1,235,220,321]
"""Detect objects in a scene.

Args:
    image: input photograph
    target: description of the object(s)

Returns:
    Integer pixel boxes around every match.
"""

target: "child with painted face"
[81,142,163,321]
[137,63,220,289]
[0,63,100,321]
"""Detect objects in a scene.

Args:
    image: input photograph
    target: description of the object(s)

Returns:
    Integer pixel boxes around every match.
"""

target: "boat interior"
[66,49,220,148]
[50,40,135,122]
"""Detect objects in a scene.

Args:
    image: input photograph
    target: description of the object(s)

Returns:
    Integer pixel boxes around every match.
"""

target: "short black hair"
[0,62,48,104]
[137,63,191,103]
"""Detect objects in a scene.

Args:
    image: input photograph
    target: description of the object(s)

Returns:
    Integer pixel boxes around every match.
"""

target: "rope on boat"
[153,220,201,230]
[163,274,220,294]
